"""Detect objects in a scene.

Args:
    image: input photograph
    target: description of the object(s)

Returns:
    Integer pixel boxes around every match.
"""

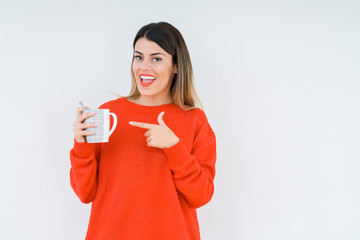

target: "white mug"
[83,109,117,143]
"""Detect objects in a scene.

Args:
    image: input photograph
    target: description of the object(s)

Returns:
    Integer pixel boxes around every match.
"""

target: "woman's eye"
[153,58,162,62]
[134,55,142,60]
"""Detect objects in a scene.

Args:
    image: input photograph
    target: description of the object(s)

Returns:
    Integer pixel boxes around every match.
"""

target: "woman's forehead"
[134,38,168,55]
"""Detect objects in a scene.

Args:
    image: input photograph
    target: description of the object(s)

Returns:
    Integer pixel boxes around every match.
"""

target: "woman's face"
[132,38,177,103]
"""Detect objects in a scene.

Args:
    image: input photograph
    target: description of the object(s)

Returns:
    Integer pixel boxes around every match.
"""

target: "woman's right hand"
[73,106,98,143]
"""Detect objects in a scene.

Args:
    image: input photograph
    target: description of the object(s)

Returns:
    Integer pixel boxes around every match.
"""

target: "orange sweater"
[69,97,216,240]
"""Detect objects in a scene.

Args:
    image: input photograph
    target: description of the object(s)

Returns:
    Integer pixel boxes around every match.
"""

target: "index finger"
[76,106,90,117]
[76,107,84,117]
[129,121,157,129]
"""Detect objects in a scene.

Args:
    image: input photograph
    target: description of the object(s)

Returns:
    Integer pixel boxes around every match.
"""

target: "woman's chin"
[138,89,155,97]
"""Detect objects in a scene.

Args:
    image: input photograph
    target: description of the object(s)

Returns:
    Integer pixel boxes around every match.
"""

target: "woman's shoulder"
[98,97,124,109]
[176,106,211,128]
[183,106,207,118]
[183,107,215,140]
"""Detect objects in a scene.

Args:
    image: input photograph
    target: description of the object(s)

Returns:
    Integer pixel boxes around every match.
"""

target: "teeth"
[140,76,156,83]
[140,76,156,80]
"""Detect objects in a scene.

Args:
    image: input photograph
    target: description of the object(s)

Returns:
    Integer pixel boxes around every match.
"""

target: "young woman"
[70,22,216,240]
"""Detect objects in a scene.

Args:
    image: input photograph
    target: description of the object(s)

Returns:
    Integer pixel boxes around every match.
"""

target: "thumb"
[157,111,166,126]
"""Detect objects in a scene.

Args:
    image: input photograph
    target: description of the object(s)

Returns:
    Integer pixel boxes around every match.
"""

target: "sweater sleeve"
[163,111,216,209]
[69,139,101,204]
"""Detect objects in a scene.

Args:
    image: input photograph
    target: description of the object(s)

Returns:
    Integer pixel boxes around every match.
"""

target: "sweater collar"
[119,97,179,113]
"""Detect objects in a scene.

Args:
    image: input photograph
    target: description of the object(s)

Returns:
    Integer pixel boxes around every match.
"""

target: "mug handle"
[105,112,117,138]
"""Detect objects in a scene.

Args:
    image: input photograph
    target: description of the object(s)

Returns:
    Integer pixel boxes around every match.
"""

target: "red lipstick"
[139,74,156,87]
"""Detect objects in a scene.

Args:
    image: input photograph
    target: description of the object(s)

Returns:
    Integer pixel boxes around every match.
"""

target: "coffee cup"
[82,109,117,143]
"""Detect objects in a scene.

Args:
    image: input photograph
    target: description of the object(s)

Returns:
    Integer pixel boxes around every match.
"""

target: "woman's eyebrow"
[134,51,165,56]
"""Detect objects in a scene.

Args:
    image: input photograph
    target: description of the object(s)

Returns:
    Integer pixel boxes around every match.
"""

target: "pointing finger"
[129,121,157,129]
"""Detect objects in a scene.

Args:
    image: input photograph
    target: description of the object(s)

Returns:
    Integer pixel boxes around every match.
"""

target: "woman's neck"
[130,95,172,106]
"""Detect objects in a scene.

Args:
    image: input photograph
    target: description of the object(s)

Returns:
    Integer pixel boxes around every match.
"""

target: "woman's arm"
[163,111,217,209]
[129,109,217,208]
[69,140,101,204]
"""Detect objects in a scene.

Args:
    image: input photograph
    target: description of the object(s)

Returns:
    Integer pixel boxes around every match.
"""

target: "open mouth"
[139,74,156,86]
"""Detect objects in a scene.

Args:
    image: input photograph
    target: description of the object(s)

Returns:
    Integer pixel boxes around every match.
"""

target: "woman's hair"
[127,21,202,110]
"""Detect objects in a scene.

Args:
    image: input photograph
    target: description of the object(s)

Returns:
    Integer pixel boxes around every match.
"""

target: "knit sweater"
[69,97,217,240]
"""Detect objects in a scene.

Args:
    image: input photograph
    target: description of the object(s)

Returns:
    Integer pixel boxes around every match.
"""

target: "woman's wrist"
[165,136,179,149]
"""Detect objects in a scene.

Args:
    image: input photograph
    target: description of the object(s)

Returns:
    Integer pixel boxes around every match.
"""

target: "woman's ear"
[174,65,178,73]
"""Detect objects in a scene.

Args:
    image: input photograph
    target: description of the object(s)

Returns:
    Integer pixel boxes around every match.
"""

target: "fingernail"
[129,121,134,125]
[94,124,98,127]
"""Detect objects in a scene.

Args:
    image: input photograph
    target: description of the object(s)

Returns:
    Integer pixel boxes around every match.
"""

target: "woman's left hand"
[129,112,179,149]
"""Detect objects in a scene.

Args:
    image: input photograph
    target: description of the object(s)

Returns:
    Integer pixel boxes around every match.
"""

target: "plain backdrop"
[1,0,359,239]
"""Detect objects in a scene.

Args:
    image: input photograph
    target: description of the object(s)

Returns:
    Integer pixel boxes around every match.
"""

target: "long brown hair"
[127,22,202,110]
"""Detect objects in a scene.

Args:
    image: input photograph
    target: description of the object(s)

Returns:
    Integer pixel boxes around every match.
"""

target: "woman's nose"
[139,60,151,71]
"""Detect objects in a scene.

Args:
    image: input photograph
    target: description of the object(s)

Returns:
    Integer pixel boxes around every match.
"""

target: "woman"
[70,22,216,240]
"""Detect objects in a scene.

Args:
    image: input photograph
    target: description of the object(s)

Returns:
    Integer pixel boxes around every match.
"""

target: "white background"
[1,0,359,239]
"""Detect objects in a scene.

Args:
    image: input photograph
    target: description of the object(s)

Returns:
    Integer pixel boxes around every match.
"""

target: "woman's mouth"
[139,74,156,87]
